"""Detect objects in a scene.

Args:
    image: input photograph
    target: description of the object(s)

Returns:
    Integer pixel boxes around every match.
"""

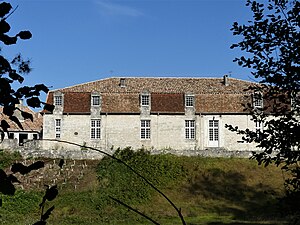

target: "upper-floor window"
[91,119,101,139]
[141,94,150,106]
[185,120,195,139]
[55,119,61,139]
[185,95,194,107]
[141,120,151,139]
[92,96,100,106]
[253,92,263,108]
[54,96,62,106]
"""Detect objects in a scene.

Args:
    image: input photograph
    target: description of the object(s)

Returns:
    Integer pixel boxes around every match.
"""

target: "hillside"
[0,149,289,225]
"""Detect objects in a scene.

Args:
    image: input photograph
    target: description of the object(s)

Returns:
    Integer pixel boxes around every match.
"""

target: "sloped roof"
[0,106,43,132]
[45,77,257,114]
[55,77,255,94]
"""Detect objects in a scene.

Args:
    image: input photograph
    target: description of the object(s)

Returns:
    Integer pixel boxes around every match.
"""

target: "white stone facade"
[42,113,259,151]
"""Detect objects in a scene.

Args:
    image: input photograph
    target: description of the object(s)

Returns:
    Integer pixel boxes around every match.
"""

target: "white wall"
[42,113,260,151]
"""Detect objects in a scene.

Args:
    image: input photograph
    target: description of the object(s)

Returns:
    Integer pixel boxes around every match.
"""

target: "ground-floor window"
[91,119,101,139]
[209,120,219,142]
[141,120,151,139]
[55,119,61,139]
[185,120,195,139]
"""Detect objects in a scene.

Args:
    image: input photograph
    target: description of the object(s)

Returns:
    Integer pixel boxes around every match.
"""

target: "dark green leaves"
[0,2,12,18]
[17,30,32,40]
[11,161,45,175]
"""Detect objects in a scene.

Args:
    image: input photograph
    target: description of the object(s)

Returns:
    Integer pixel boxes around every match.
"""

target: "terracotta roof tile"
[151,93,184,113]
[101,93,139,113]
[46,77,257,114]
[0,106,43,132]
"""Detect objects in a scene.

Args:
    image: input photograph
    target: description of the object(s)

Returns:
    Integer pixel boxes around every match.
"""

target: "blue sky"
[5,0,255,94]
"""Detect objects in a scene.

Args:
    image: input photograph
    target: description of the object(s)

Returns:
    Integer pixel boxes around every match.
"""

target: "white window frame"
[253,92,263,108]
[209,120,219,142]
[91,95,100,106]
[55,119,61,139]
[141,94,150,106]
[141,120,151,139]
[185,95,194,107]
[185,120,195,139]
[91,119,101,139]
[54,96,62,106]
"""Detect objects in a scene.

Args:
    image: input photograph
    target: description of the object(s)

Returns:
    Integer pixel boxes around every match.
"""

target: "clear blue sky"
[5,0,255,94]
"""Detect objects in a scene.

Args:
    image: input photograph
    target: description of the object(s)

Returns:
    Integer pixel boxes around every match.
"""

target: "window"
[209,120,219,142]
[141,94,150,106]
[91,119,101,139]
[54,96,62,106]
[185,95,194,107]
[141,120,150,139]
[120,78,126,87]
[255,120,263,131]
[253,92,263,108]
[185,120,195,139]
[92,96,100,106]
[55,119,61,139]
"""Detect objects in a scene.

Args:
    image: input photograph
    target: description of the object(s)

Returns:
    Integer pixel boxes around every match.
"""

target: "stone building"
[42,76,264,152]
[0,102,43,148]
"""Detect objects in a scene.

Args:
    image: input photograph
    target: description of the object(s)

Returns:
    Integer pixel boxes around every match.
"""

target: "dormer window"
[54,96,62,106]
[120,78,126,87]
[92,95,100,106]
[141,94,150,106]
[185,95,194,107]
[253,92,263,108]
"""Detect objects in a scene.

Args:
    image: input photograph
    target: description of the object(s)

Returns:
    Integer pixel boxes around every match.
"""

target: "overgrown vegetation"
[0,150,21,169]
[0,149,289,225]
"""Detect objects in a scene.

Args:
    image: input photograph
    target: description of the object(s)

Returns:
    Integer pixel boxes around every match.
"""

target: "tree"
[227,0,300,216]
[0,2,54,141]
[0,2,56,224]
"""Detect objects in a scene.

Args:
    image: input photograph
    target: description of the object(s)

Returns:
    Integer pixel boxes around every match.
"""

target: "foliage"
[0,150,21,169]
[0,156,287,225]
[0,2,54,141]
[228,0,300,217]
[96,148,186,220]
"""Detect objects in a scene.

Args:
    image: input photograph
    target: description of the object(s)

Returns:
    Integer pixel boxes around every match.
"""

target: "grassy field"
[0,149,290,225]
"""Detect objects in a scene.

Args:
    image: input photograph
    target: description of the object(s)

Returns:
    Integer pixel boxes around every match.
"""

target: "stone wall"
[42,113,261,152]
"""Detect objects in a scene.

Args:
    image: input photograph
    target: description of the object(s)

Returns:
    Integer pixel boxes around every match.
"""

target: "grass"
[0,150,290,225]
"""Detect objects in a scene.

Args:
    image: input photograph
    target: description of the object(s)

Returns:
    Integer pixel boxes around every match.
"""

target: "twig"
[109,196,160,225]
[36,139,187,225]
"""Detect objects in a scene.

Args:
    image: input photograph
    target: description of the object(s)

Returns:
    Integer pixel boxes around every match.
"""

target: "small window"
[141,94,150,106]
[141,120,150,139]
[253,92,263,108]
[54,96,62,106]
[91,119,101,139]
[120,78,126,87]
[185,95,194,107]
[255,120,263,132]
[8,133,14,139]
[185,120,195,139]
[92,96,100,106]
[55,119,61,139]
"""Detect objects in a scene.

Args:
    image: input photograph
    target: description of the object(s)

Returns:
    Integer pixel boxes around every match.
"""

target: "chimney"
[223,75,229,86]
[119,78,126,87]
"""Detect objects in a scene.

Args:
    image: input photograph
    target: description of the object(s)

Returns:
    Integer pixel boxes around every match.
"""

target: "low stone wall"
[4,147,256,160]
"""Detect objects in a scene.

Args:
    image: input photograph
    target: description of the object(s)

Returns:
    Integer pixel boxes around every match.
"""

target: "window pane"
[185,96,194,107]
[54,96,62,106]
[141,120,150,139]
[91,119,101,139]
[141,95,149,106]
[92,96,100,106]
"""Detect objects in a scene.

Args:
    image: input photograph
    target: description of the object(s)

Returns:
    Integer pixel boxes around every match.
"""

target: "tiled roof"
[56,77,255,94]
[46,77,257,114]
[0,106,43,132]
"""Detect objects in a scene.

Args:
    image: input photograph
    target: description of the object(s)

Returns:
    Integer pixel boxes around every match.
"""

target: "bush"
[96,147,185,209]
